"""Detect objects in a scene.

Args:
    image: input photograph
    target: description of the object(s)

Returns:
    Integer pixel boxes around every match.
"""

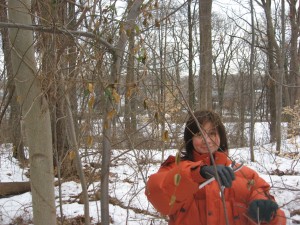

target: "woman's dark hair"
[182,110,228,161]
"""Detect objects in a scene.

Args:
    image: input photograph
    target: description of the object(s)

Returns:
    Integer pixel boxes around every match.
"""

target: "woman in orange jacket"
[146,110,286,225]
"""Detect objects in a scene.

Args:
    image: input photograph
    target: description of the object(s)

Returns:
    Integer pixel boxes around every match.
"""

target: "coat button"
[208,211,213,216]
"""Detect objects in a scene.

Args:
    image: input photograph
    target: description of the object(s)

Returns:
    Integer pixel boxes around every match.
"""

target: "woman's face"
[192,121,220,154]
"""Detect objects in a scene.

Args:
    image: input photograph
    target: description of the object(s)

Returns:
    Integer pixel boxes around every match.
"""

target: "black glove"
[248,199,278,222]
[200,165,235,187]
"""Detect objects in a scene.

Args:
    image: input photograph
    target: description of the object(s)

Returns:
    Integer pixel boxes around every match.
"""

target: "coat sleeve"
[145,156,206,215]
[242,167,286,225]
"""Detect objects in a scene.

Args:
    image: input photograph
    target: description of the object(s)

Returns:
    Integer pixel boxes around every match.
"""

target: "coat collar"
[193,150,229,166]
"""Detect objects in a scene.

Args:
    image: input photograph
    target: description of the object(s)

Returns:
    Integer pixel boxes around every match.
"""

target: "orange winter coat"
[145,151,286,225]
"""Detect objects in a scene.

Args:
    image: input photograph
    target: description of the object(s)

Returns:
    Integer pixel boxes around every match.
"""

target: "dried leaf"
[141,51,147,64]
[87,136,93,148]
[119,22,124,35]
[133,45,140,54]
[94,20,100,30]
[175,152,181,165]
[155,19,160,28]
[88,83,94,93]
[69,150,76,160]
[104,120,109,129]
[107,109,117,120]
[174,174,181,186]
[112,88,120,103]
[88,95,95,110]
[169,195,176,206]
[126,87,134,98]
[143,99,148,110]
[16,95,22,103]
[162,130,169,142]
[134,25,140,35]
[154,112,159,123]
[126,29,132,37]
[143,18,148,27]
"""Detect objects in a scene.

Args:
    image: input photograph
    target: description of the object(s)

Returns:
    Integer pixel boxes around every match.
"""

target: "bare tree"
[199,0,212,110]
[102,1,144,224]
[188,0,195,109]
[125,20,137,136]
[0,0,25,162]
[257,0,285,151]
[212,15,241,115]
[250,0,256,161]
[34,0,78,178]
[287,0,300,107]
[8,0,56,224]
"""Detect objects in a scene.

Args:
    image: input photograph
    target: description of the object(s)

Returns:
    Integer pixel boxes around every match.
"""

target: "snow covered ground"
[0,135,299,224]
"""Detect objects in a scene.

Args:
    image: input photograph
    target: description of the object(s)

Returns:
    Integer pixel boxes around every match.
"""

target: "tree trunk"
[188,0,195,109]
[65,92,90,225]
[8,1,56,224]
[67,1,79,137]
[125,2,137,138]
[286,0,300,112]
[199,0,212,110]
[288,0,300,107]
[261,0,285,151]
[36,0,77,178]
[0,0,25,162]
[249,0,256,162]
[238,71,246,147]
[102,1,143,224]
[0,182,31,197]
[262,0,278,143]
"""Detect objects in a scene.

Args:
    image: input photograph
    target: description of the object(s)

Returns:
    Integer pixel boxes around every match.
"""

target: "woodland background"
[0,0,300,224]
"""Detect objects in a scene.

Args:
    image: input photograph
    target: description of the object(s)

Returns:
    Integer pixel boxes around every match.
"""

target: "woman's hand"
[200,165,235,187]
[248,199,278,222]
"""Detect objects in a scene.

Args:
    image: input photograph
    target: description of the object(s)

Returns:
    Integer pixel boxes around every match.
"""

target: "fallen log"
[0,182,31,197]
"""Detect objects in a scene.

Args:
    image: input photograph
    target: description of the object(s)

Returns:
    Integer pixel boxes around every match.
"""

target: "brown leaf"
[112,89,120,103]
[69,150,76,160]
[86,136,93,148]
[104,120,109,129]
[162,130,169,142]
[143,99,148,110]
[154,112,159,123]
[155,19,160,27]
[126,87,134,98]
[107,109,117,120]
[88,83,94,93]
[88,95,95,110]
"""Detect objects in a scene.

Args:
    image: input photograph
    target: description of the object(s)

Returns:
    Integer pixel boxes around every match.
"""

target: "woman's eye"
[208,131,216,137]
[195,132,202,137]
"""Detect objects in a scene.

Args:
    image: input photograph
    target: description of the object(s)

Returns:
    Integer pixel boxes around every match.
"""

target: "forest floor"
[0,138,300,224]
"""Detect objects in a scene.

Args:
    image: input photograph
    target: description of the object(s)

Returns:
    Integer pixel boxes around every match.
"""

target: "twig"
[199,162,244,189]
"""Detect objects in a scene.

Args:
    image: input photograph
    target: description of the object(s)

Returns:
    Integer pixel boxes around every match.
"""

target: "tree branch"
[0,22,115,52]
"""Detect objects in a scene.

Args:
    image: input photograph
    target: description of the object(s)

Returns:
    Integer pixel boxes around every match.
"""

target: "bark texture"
[0,182,31,197]
[8,1,57,224]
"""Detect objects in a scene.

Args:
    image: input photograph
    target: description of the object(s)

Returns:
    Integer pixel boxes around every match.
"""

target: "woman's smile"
[192,122,220,154]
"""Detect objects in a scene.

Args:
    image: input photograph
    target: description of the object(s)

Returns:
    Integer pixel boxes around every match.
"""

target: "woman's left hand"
[200,165,235,187]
